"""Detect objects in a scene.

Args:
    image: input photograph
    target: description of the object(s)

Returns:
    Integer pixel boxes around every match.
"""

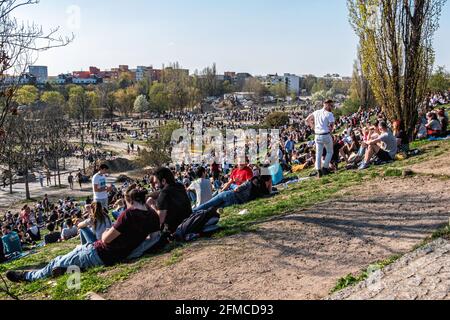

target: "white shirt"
[189,178,213,208]
[92,173,108,200]
[313,108,335,134]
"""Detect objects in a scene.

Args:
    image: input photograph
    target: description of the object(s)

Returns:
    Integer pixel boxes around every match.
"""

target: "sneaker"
[5,270,29,283]
[358,162,370,170]
[322,168,333,176]
[318,169,323,178]
[51,267,68,278]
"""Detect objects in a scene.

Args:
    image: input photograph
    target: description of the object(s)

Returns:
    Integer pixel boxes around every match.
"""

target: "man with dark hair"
[187,166,213,208]
[92,164,111,209]
[359,121,398,170]
[44,223,61,245]
[148,167,192,233]
[61,219,78,241]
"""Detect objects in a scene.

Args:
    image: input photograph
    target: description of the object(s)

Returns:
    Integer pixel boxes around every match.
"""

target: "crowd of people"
[1,92,449,283]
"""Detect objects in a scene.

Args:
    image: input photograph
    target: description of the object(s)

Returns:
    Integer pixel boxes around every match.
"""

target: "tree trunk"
[8,165,13,195]
[56,158,61,187]
[54,159,57,186]
[25,169,31,200]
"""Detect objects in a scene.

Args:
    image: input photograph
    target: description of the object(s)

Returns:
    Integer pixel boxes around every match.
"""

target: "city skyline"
[14,0,450,77]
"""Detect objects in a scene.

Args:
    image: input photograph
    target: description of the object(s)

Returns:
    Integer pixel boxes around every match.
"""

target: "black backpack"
[0,238,6,263]
[174,208,221,242]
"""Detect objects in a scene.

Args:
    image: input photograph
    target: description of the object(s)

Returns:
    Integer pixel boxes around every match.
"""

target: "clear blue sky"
[15,0,450,77]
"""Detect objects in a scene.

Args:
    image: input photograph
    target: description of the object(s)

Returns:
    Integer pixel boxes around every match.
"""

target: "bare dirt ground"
[106,175,450,300]
[409,151,450,176]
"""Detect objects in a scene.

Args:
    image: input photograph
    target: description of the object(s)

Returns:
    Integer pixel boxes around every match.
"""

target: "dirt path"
[106,175,450,300]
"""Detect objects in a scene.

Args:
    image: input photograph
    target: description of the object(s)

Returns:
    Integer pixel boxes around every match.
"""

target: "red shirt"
[230,167,253,186]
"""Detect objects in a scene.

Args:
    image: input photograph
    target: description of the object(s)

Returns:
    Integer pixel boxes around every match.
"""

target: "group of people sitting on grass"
[2,95,449,283]
[3,165,274,283]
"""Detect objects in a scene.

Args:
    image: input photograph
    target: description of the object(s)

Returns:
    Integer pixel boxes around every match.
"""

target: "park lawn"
[1,138,449,300]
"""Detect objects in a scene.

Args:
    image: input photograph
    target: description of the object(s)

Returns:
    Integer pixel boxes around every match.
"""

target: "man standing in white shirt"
[306,99,336,178]
[92,164,111,209]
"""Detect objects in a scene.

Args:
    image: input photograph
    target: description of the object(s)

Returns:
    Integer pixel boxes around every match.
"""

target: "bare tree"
[39,107,70,187]
[0,115,19,194]
[7,114,41,200]
[0,0,73,128]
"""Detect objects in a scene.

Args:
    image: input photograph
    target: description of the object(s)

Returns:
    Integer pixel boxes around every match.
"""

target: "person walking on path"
[306,99,336,178]
[68,173,74,190]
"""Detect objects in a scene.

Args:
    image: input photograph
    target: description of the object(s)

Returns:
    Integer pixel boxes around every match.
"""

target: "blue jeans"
[25,244,104,281]
[79,228,97,245]
[193,191,242,213]
[315,134,334,170]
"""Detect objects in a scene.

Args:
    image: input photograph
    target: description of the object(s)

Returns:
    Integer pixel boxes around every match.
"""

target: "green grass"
[384,168,403,177]
[331,254,402,294]
[1,138,450,300]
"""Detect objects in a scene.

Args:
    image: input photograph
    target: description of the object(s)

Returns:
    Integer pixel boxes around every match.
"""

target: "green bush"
[264,112,290,128]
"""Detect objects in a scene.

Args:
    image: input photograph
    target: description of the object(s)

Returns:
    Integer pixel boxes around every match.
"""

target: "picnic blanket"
[428,135,450,141]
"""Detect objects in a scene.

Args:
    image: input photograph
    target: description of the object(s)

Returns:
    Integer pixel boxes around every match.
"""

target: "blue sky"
[15,0,450,77]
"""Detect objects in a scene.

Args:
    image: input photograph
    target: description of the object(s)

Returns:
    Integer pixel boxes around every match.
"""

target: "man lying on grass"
[192,175,273,214]
[5,186,160,283]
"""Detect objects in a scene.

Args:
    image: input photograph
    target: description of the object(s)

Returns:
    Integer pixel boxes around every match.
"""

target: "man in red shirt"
[221,162,253,192]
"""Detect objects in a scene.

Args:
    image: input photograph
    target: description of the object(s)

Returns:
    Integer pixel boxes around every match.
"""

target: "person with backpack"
[77,202,112,245]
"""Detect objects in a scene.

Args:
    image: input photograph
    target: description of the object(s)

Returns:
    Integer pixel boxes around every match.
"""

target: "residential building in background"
[28,66,48,84]
[284,73,301,95]
[258,73,301,95]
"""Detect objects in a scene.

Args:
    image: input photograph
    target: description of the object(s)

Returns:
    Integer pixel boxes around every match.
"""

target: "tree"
[348,0,447,139]
[348,51,376,109]
[149,82,169,113]
[41,91,65,109]
[68,86,92,120]
[243,78,269,100]
[136,79,150,97]
[301,75,318,95]
[14,85,38,106]
[96,83,117,124]
[0,0,73,128]
[428,65,450,92]
[0,115,21,194]
[138,121,181,167]
[9,115,42,200]
[86,90,102,119]
[264,112,290,128]
[68,86,91,172]
[39,108,69,187]
[270,82,288,99]
[114,87,137,117]
[134,94,149,116]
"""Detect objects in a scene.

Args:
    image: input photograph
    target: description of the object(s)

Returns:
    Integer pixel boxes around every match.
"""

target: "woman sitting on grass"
[77,202,112,245]
[5,186,160,283]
